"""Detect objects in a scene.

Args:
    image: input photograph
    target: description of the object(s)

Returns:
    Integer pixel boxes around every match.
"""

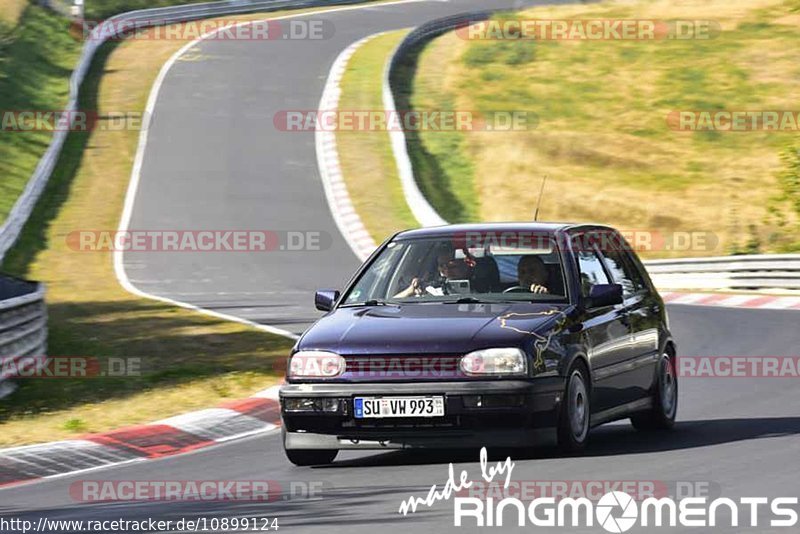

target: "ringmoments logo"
[595,492,638,533]
[397,448,800,530]
[452,490,800,529]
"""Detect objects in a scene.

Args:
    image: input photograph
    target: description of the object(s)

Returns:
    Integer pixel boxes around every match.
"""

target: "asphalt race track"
[1,0,799,532]
[120,0,547,335]
[2,305,799,532]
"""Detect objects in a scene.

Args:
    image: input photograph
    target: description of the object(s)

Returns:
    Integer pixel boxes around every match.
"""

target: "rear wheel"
[284,448,338,466]
[631,352,678,431]
[557,363,591,452]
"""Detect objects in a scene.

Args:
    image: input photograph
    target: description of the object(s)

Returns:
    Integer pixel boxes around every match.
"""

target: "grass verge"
[0,4,83,223]
[391,30,480,224]
[409,0,800,257]
[336,30,418,244]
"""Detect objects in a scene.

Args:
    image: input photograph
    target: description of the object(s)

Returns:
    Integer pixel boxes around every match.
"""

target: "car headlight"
[289,350,345,378]
[283,397,343,412]
[460,348,528,376]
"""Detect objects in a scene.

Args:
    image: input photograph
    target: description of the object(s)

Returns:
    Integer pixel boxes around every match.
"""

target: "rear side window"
[576,250,610,297]
[600,245,647,297]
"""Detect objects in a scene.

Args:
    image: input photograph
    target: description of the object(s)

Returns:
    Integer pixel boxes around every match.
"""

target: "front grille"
[341,354,465,381]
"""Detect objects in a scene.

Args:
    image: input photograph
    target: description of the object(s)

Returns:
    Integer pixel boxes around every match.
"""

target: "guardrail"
[0,0,377,264]
[644,254,800,292]
[0,276,47,399]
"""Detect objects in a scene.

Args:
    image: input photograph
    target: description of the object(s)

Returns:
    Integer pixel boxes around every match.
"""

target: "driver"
[517,255,550,294]
[394,249,472,298]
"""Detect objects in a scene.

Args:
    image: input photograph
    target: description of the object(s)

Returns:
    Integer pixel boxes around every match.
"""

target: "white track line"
[115,0,440,340]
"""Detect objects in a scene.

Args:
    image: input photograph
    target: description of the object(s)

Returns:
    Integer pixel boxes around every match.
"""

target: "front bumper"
[280,379,563,450]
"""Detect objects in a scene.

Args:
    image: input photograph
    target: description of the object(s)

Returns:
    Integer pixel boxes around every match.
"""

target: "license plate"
[354,396,445,418]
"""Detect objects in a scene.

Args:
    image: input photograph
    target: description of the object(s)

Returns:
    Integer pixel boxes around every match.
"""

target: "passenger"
[394,249,472,298]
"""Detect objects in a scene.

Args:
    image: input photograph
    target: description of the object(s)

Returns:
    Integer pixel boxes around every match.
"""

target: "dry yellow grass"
[410,0,800,257]
[0,0,27,24]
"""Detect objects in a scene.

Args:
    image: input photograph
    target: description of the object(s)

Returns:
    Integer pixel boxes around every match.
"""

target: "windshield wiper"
[341,299,394,307]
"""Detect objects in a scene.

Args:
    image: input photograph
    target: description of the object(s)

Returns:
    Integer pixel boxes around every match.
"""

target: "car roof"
[393,222,617,240]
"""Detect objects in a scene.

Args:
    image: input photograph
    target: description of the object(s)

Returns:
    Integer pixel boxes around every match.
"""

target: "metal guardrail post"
[0,275,47,399]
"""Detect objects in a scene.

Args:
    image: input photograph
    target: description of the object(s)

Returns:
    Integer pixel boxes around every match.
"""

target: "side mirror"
[314,289,340,312]
[587,284,623,308]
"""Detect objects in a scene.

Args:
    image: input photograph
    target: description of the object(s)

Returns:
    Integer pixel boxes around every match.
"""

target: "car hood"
[298,302,571,355]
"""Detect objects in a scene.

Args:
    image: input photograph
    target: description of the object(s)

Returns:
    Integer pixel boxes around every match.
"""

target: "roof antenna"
[533,175,548,221]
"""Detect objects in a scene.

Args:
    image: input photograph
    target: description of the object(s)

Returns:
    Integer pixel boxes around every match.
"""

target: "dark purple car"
[280,223,678,465]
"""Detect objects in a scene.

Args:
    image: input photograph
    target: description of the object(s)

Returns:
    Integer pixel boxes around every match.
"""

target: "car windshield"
[341,234,569,306]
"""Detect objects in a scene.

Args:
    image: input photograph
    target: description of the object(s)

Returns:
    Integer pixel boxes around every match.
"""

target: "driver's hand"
[410,277,422,296]
[529,284,549,294]
[393,277,422,298]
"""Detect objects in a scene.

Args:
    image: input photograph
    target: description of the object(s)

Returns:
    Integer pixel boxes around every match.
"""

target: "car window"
[600,246,646,297]
[576,249,610,297]
[624,250,649,292]
[340,235,569,305]
[496,254,565,291]
[344,242,407,304]
[495,255,520,284]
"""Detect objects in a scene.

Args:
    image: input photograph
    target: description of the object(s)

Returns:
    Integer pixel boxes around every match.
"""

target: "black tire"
[284,448,338,466]
[631,352,678,431]
[557,362,591,452]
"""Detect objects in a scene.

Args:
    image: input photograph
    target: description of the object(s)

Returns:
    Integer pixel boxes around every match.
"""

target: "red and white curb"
[0,386,281,488]
[315,34,382,262]
[662,292,800,310]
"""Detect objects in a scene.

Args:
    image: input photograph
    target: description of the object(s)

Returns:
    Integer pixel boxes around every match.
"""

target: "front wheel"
[631,352,678,431]
[557,364,591,452]
[284,448,338,466]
